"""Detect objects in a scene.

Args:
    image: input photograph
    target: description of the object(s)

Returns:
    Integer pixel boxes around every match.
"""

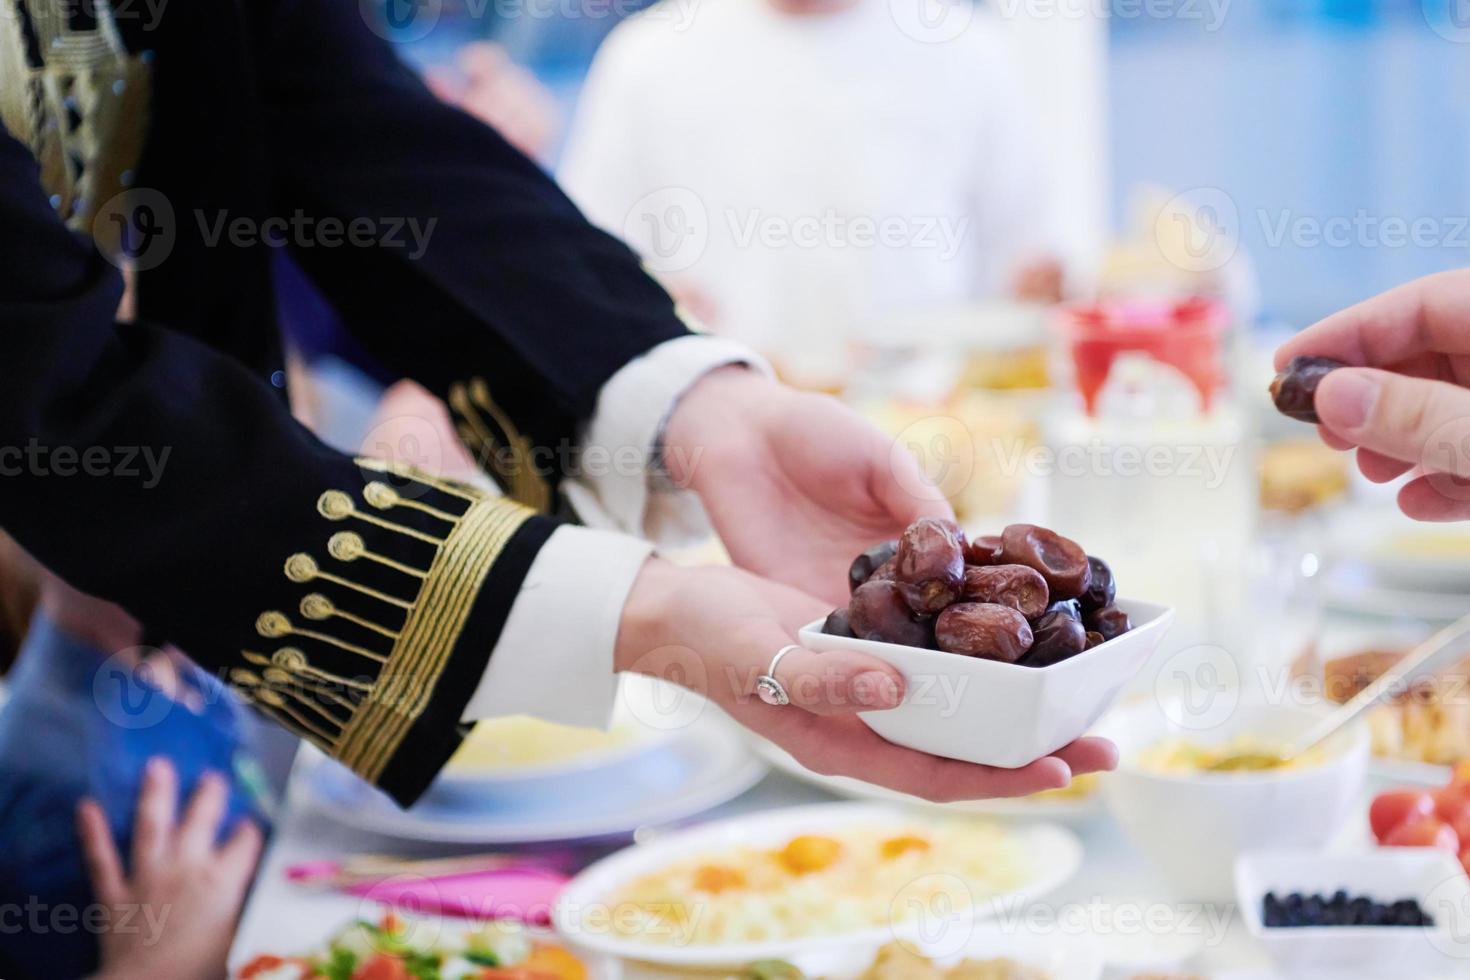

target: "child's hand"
[81,758,264,980]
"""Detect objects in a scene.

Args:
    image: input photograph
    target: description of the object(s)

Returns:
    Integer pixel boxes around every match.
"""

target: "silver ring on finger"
[756,644,800,706]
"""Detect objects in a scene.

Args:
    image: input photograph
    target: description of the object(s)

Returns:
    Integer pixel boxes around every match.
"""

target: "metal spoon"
[1205,611,1470,772]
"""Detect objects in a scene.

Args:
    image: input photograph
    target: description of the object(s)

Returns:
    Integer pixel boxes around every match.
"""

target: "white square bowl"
[798,597,1173,768]
[1235,849,1470,974]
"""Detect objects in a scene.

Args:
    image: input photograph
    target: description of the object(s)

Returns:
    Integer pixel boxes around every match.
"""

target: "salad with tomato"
[236,914,589,980]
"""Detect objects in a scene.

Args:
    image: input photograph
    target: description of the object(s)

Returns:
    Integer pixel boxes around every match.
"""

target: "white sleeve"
[562,333,771,549]
[461,525,652,726]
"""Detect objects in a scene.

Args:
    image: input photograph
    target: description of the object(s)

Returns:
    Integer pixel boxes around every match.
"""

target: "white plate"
[749,736,1101,826]
[297,711,766,844]
[553,802,1083,968]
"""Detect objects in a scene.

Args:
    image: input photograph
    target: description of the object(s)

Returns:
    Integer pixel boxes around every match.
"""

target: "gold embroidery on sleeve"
[339,493,533,782]
[234,460,536,786]
[1,0,151,234]
[447,377,553,514]
[328,531,428,579]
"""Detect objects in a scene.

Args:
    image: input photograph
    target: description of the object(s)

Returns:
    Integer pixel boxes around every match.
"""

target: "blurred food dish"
[1257,440,1349,514]
[1324,647,1470,769]
[554,803,1081,966]
[1234,850,1470,976]
[633,928,1106,980]
[780,934,1104,980]
[234,914,603,980]
[1136,735,1330,774]
[447,716,644,776]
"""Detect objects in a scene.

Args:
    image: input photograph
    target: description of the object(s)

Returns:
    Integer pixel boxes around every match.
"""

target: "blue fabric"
[0,617,266,980]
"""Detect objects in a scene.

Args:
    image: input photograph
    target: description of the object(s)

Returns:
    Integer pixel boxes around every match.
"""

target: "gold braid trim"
[448,377,553,514]
[1,0,150,234]
[335,493,535,782]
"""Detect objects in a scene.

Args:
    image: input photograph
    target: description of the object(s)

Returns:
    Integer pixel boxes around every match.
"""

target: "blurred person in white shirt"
[558,0,1070,381]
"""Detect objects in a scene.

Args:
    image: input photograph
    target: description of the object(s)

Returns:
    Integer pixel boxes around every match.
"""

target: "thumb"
[1316,368,1470,478]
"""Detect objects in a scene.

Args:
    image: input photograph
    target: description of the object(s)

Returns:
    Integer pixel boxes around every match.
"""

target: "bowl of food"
[800,521,1173,768]
[1094,700,1370,901]
[429,675,678,803]
[1235,849,1470,974]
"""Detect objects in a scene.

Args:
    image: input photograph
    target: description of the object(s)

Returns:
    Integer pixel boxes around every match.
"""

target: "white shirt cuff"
[562,334,770,549]
[460,525,653,727]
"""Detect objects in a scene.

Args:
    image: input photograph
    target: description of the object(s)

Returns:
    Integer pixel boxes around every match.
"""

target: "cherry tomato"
[1449,811,1470,848]
[1460,845,1470,878]
[1453,761,1470,786]
[241,956,292,979]
[1382,816,1459,852]
[353,954,411,980]
[1369,790,1436,842]
[1435,784,1470,822]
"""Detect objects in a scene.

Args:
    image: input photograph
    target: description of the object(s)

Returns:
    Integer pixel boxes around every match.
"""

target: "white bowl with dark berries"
[800,520,1174,769]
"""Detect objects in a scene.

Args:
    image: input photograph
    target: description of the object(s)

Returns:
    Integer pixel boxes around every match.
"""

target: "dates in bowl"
[799,520,1174,769]
[829,519,1132,668]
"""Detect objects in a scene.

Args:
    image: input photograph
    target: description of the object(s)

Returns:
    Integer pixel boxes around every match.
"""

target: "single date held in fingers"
[1271,355,1346,424]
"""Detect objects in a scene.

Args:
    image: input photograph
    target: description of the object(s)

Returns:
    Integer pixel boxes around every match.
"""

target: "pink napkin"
[289,863,569,925]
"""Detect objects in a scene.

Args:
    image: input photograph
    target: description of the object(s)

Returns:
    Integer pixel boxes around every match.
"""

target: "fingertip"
[1089,739,1120,772]
[235,817,265,848]
[76,797,100,831]
[145,756,175,784]
[1033,756,1071,791]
